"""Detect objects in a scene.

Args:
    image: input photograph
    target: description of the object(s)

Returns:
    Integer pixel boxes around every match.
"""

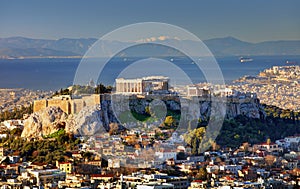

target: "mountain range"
[0,36,300,58]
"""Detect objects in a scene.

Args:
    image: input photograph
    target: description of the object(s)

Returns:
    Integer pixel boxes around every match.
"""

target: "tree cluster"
[1,130,80,165]
[216,113,300,148]
[0,105,33,122]
[185,105,300,153]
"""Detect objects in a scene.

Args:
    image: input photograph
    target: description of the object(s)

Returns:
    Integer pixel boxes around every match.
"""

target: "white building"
[220,165,242,174]
[188,180,207,189]
[276,135,300,149]
[155,149,177,161]
[137,183,174,189]
[115,76,169,95]
[1,119,24,130]
[253,142,283,153]
[186,85,210,97]
[108,158,121,168]
[28,169,66,186]
[285,135,300,146]
[0,133,7,139]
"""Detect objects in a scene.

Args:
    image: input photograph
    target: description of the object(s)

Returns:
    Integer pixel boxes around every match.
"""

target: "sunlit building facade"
[115,76,169,94]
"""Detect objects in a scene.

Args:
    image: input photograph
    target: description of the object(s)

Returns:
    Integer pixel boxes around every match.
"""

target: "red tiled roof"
[8,164,18,167]
[259,142,276,145]
[193,180,203,183]
[225,176,235,181]
[90,174,114,178]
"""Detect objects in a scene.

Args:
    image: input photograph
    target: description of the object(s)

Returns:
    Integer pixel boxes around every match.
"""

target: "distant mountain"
[0,37,96,58]
[204,36,300,56]
[246,40,300,56]
[204,36,253,56]
[0,36,299,58]
[0,47,80,58]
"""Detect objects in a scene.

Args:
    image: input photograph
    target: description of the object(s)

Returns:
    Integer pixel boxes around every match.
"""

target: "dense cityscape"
[232,66,300,112]
[1,1,300,188]
[0,65,299,188]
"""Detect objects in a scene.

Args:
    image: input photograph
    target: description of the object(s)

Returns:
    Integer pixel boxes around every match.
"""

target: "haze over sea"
[0,55,299,91]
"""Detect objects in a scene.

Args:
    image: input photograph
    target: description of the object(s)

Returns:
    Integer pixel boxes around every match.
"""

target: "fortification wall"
[71,99,84,114]
[33,99,48,112]
[93,94,101,104]
[47,99,71,114]
[82,94,101,106]
[33,94,101,114]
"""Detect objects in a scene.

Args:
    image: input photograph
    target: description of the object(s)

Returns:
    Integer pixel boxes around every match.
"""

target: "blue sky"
[0,0,299,42]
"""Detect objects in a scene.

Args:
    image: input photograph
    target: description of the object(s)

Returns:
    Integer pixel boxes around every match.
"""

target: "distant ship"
[240,57,253,63]
[286,60,297,65]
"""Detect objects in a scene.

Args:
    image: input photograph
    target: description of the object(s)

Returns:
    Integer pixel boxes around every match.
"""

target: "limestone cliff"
[126,97,265,120]
[21,105,106,139]
[21,106,67,139]
[66,105,106,136]
[21,95,266,139]
[226,98,266,119]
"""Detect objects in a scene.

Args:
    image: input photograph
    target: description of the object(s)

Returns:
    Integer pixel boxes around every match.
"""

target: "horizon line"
[1,35,300,44]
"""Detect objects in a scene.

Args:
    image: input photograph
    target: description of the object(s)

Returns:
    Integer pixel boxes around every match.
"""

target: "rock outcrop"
[226,99,266,119]
[21,106,67,139]
[22,105,107,139]
[66,105,106,136]
[21,95,266,139]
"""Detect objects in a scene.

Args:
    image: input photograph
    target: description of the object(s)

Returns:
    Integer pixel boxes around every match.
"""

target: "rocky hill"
[21,106,68,139]
[21,96,265,139]
[22,105,107,139]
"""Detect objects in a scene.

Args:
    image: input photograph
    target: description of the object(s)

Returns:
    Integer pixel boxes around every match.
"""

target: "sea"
[0,55,299,91]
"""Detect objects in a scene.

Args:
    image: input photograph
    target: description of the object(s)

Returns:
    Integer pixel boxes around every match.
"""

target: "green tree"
[164,116,175,126]
[10,128,23,136]
[196,167,207,181]
[95,83,112,94]
[184,127,206,155]
[82,152,93,161]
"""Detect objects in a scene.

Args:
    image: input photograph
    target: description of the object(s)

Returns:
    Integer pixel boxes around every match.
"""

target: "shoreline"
[1,54,300,60]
